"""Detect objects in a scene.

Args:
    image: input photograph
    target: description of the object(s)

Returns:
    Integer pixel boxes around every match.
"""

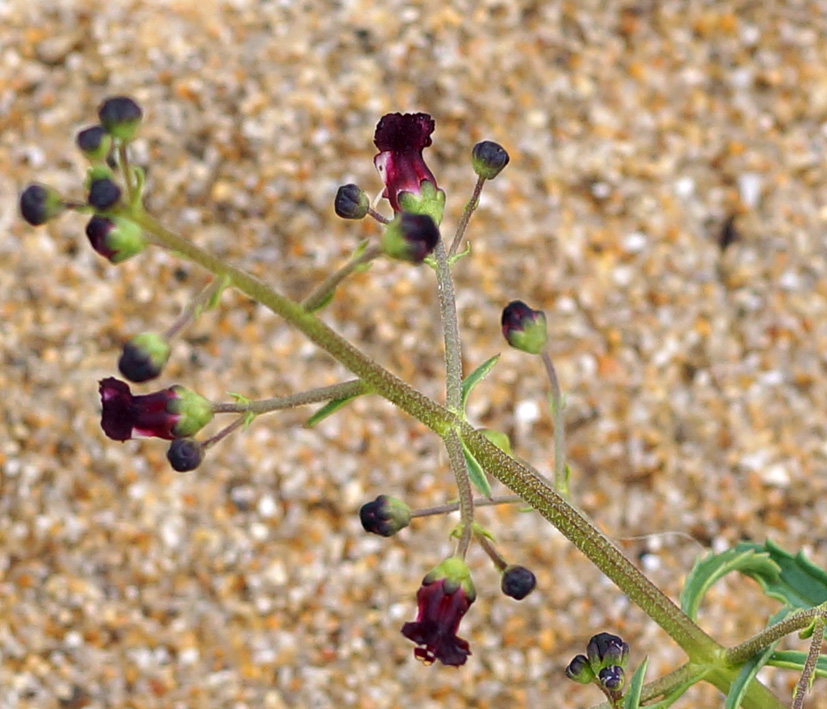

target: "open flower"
[401,557,476,667]
[99,377,213,441]
[373,113,444,223]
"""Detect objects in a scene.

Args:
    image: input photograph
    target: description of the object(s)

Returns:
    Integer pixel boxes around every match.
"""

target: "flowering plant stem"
[211,380,368,415]
[131,208,784,706]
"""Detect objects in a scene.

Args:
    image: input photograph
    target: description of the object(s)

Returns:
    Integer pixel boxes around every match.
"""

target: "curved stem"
[211,380,368,415]
[432,237,463,412]
[541,350,568,496]
[448,175,485,257]
[725,605,826,666]
[410,494,521,518]
[301,244,383,312]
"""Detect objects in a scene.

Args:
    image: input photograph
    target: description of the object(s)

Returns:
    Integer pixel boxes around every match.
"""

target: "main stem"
[135,211,738,669]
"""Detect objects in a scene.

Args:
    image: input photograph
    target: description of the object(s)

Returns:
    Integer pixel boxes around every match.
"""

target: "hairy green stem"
[410,494,521,518]
[793,616,825,709]
[448,175,485,257]
[443,429,474,557]
[301,244,382,312]
[541,350,568,496]
[165,277,226,340]
[725,605,826,666]
[212,380,368,415]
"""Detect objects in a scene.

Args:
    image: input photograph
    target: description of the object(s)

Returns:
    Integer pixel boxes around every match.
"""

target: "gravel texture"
[3,1,827,707]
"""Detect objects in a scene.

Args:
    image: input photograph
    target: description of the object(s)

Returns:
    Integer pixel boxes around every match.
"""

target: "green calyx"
[168,386,214,437]
[424,556,476,601]
[106,217,146,263]
[398,180,446,226]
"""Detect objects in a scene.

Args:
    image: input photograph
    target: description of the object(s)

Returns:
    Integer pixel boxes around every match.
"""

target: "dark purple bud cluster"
[566,632,631,699]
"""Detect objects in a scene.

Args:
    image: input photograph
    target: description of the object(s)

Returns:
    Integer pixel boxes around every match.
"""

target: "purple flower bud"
[587,632,630,671]
[118,333,171,383]
[359,494,411,537]
[501,565,536,600]
[501,300,547,355]
[88,177,122,210]
[334,184,370,219]
[167,438,205,472]
[19,183,64,226]
[472,141,510,180]
[565,654,596,684]
[85,215,145,263]
[98,96,143,141]
[598,665,625,692]
[381,212,440,263]
[76,125,111,161]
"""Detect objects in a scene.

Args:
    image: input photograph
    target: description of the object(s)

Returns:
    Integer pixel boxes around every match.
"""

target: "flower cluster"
[566,632,631,702]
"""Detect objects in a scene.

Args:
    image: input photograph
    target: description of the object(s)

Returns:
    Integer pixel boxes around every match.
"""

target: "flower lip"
[374,112,434,153]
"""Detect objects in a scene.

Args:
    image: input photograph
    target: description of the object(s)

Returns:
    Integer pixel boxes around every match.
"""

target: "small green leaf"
[767,651,827,679]
[461,354,501,411]
[351,238,370,261]
[306,290,335,313]
[479,428,512,455]
[305,393,363,427]
[461,441,493,498]
[241,410,256,431]
[622,657,649,709]
[448,241,471,266]
[680,547,780,620]
[724,609,790,709]
[735,540,827,609]
[203,275,230,313]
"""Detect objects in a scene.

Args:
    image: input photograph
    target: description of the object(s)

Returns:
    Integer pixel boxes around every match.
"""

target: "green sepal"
[85,164,115,190]
[471,521,495,543]
[305,392,364,427]
[168,386,214,437]
[461,354,501,411]
[622,657,649,709]
[461,440,493,498]
[228,393,256,430]
[398,180,446,225]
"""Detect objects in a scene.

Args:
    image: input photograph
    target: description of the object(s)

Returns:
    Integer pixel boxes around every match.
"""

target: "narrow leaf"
[461,441,493,498]
[305,393,363,427]
[461,354,501,411]
[680,547,780,620]
[622,657,649,709]
[767,651,827,679]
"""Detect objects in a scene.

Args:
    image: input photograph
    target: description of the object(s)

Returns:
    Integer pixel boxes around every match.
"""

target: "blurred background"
[3,1,827,706]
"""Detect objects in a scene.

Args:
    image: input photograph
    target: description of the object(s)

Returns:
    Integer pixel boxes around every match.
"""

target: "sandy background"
[3,0,827,706]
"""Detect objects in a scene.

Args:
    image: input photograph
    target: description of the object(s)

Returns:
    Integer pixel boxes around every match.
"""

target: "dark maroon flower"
[98,377,213,442]
[373,112,438,214]
[401,557,476,667]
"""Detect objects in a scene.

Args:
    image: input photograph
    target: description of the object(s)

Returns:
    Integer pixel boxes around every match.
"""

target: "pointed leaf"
[735,540,827,609]
[622,657,649,709]
[680,547,780,620]
[461,441,493,498]
[461,354,501,411]
[305,393,363,427]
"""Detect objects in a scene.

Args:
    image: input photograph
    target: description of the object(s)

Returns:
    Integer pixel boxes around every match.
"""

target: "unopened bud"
[501,565,536,600]
[381,212,440,263]
[565,654,596,685]
[118,333,171,382]
[334,184,370,219]
[587,632,629,671]
[85,215,145,263]
[359,494,412,537]
[76,125,112,162]
[501,300,547,355]
[598,665,625,692]
[19,183,64,226]
[98,96,143,142]
[167,438,205,472]
[472,141,510,180]
[88,177,122,210]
